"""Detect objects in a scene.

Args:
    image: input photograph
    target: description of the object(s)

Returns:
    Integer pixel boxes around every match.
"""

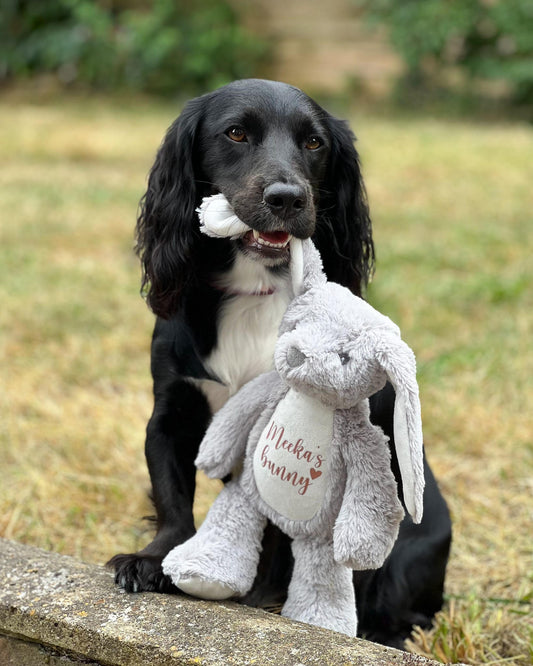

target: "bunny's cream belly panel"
[252,389,334,521]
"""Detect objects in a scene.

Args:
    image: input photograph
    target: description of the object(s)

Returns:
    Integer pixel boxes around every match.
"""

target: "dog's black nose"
[264,183,306,217]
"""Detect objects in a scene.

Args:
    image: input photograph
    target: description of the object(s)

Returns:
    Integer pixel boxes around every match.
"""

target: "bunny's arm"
[333,405,405,571]
[195,371,280,479]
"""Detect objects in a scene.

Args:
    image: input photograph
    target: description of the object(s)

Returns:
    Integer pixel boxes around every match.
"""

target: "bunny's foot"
[162,481,267,599]
[282,537,357,637]
[162,532,247,599]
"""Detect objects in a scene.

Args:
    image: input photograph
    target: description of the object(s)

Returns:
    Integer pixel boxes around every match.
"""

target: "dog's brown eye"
[305,136,322,150]
[227,127,247,143]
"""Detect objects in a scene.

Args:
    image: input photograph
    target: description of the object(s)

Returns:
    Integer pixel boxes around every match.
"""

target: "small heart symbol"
[309,468,322,480]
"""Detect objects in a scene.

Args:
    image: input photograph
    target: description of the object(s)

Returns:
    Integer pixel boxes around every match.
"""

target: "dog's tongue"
[259,231,291,245]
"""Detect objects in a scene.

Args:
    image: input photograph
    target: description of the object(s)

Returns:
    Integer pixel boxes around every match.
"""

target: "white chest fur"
[204,254,292,402]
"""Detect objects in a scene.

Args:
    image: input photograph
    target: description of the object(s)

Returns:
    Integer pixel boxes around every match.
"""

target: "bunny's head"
[275,240,425,523]
[276,282,399,407]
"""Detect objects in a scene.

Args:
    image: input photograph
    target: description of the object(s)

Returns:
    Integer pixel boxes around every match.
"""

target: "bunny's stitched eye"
[339,352,350,366]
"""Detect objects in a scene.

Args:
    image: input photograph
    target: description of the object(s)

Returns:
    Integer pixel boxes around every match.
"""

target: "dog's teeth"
[252,232,292,248]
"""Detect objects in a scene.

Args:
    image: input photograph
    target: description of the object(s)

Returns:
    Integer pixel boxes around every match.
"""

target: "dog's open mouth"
[241,229,292,261]
[251,229,291,248]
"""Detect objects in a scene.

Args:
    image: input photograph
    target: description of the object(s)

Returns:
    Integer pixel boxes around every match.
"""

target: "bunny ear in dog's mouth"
[198,194,293,261]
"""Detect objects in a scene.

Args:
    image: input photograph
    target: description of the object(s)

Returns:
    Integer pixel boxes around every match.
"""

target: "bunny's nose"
[286,347,306,368]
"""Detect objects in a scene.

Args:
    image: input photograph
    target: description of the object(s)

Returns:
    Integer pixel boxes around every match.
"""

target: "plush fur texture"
[162,240,425,637]
[107,79,452,648]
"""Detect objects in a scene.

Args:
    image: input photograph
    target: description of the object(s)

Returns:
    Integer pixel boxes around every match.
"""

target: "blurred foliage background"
[1,0,533,112]
[0,0,269,95]
[355,0,533,107]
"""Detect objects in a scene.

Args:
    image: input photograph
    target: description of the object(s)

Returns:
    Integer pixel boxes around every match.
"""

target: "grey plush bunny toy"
[162,233,425,638]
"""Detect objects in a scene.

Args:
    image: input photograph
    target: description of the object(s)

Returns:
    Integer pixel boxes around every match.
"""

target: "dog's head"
[197,79,329,262]
[137,79,374,318]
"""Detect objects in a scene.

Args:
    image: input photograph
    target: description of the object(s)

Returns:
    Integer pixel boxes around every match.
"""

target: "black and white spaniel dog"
[108,79,451,648]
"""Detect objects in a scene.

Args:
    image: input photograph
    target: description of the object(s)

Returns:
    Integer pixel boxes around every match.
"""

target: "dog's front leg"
[108,378,211,593]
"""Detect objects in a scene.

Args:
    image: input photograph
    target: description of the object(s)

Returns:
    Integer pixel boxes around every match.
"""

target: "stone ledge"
[0,538,443,666]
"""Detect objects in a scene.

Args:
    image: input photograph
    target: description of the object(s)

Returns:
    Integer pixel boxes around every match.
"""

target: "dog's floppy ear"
[314,114,375,297]
[136,97,205,319]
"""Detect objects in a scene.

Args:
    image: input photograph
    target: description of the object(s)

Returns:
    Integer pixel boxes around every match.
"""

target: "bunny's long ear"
[377,337,425,523]
[290,238,327,296]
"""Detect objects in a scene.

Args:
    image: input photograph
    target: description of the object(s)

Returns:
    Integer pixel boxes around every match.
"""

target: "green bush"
[355,0,533,104]
[119,0,269,94]
[0,0,269,95]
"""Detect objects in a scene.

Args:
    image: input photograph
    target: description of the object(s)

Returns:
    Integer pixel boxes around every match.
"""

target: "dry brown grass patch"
[1,94,531,664]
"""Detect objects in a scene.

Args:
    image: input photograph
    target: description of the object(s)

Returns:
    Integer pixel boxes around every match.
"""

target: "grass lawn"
[1,90,531,665]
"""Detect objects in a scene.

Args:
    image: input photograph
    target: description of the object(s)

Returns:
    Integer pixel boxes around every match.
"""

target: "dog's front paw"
[107,552,177,593]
